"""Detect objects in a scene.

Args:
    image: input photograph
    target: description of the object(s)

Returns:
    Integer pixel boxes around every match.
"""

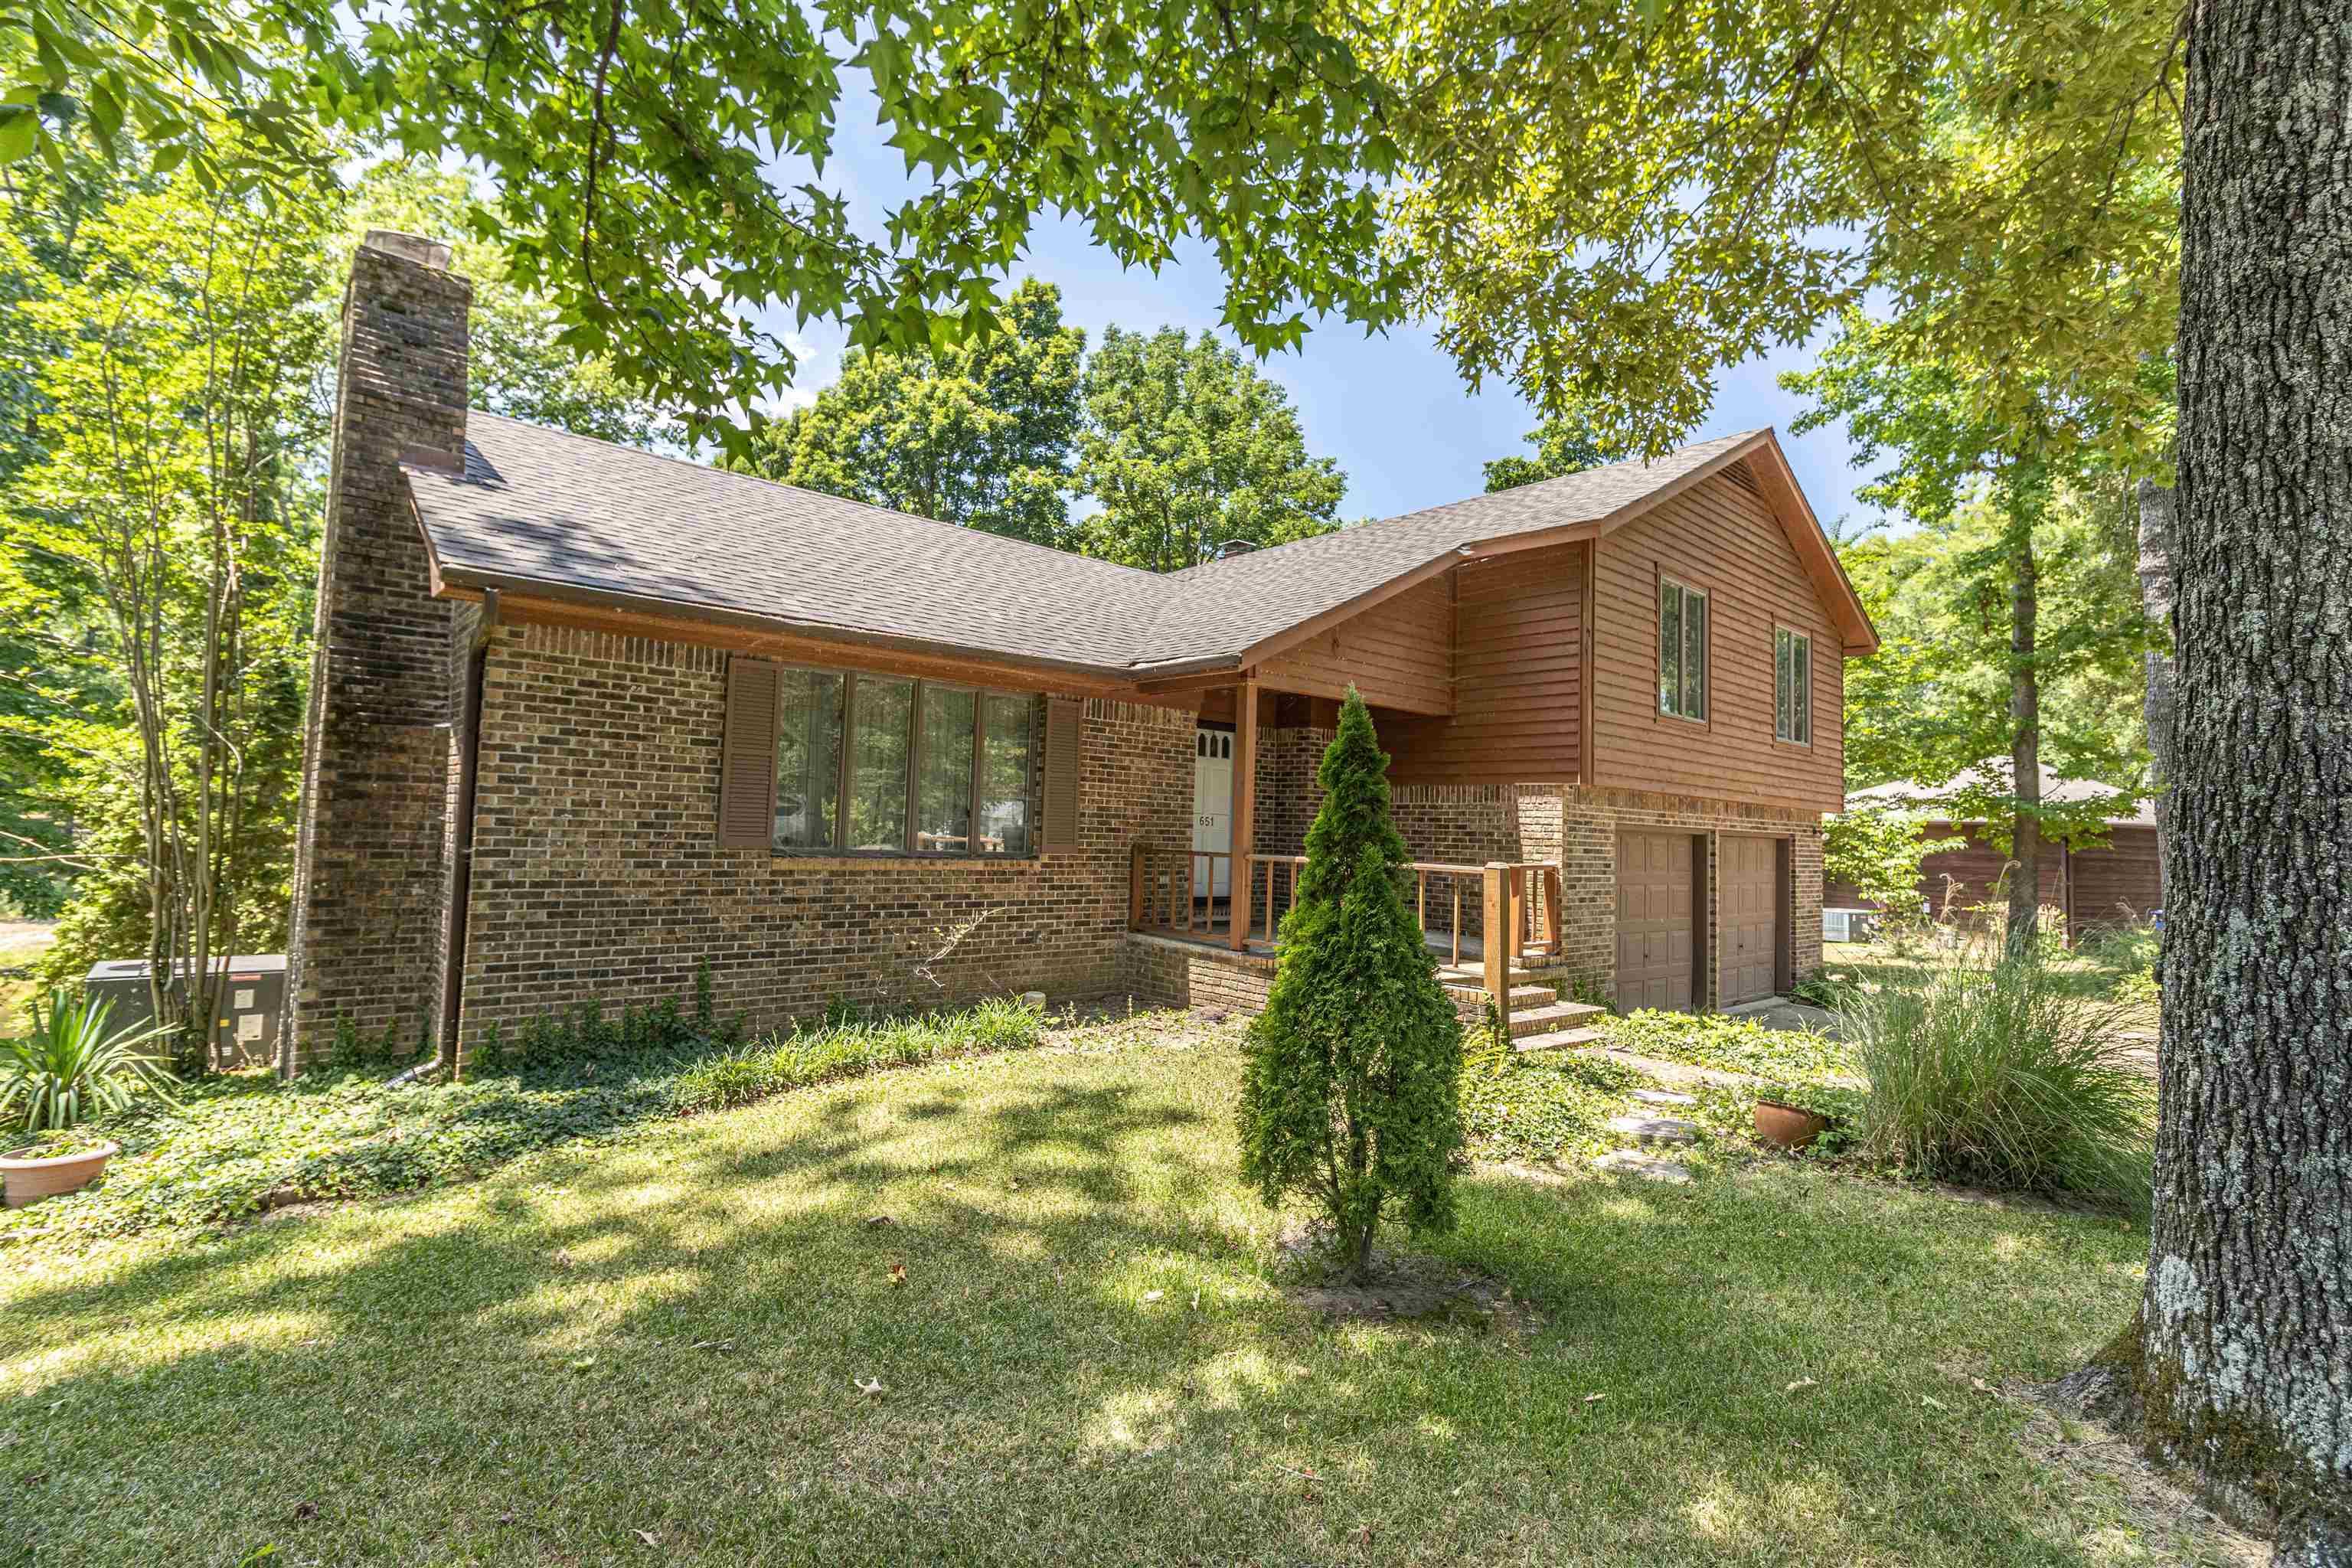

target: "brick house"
[285,231,1878,1070]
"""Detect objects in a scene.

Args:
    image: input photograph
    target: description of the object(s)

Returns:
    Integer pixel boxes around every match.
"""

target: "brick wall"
[448,624,1195,1053]
[286,233,472,1064]
[1118,933,1278,1013]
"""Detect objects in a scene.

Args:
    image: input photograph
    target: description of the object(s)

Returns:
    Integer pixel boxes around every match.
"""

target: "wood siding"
[1589,467,1847,812]
[2069,825,2164,929]
[1254,575,1454,716]
[1385,541,1586,785]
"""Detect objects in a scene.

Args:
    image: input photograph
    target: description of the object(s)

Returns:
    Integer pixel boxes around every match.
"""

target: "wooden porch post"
[1483,862,1511,1036]
[1230,678,1259,950]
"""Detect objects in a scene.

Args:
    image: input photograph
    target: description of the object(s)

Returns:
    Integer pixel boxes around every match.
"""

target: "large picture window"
[1658,577,1709,721]
[1775,626,1812,744]
[773,668,1036,855]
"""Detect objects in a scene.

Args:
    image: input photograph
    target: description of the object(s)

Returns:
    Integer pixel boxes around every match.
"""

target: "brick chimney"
[285,230,472,1069]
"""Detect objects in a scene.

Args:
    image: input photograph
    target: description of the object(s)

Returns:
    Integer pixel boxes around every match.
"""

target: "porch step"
[1511,1025,1607,1054]
[1445,982,1560,1010]
[1505,1001,1608,1038]
[1436,963,1543,988]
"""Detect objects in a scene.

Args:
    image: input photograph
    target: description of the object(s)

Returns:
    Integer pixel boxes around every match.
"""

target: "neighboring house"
[284,231,1877,1070]
[1826,764,2162,938]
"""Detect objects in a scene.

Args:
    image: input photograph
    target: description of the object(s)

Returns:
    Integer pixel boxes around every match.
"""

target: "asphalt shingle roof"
[407,414,1769,675]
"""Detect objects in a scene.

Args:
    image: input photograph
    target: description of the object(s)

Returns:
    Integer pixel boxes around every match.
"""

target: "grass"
[0,1014,2197,1568]
[0,997,1047,1247]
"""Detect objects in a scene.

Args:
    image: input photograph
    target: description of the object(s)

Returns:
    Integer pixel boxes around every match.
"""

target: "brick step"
[1511,1025,1607,1053]
[1445,982,1560,1009]
[1505,1001,1608,1037]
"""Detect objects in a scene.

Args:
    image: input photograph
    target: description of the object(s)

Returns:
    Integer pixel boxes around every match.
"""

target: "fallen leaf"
[569,1357,596,1371]
[1971,1377,1992,1393]
[887,1263,908,1287]
[292,1501,318,1521]
[1785,1379,1818,1394]
[635,1528,660,1547]
[864,1215,893,1228]
[1142,1290,1165,1303]
[1922,1395,1947,1410]
[498,1511,515,1526]
[856,1377,886,1399]
[1583,1393,1606,1404]
[1357,1526,1374,1547]
[1190,1290,1200,1311]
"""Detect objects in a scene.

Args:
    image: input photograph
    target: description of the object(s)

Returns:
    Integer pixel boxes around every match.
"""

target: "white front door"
[1192,728,1233,900]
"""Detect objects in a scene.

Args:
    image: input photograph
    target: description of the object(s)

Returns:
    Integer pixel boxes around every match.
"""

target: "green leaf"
[0,105,38,165]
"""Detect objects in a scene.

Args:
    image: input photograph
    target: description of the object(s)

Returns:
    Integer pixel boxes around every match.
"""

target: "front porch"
[1125,847,1606,1049]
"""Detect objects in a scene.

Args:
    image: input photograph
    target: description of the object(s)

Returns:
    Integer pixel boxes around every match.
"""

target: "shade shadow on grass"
[0,1031,2158,1567]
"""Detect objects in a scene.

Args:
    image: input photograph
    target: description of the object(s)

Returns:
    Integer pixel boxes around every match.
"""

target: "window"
[1658,577,1709,720]
[773,669,842,849]
[772,668,1036,854]
[1775,626,1813,744]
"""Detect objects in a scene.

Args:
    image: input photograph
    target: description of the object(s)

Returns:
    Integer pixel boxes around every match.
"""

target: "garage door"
[1722,834,1784,1006]
[1618,831,1696,1011]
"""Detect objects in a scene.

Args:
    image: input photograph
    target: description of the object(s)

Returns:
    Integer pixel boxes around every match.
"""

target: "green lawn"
[0,1014,2210,1567]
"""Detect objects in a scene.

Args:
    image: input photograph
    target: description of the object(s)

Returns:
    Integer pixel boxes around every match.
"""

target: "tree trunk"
[2135,479,2179,903]
[2088,0,2351,1554]
[2006,520,2043,957]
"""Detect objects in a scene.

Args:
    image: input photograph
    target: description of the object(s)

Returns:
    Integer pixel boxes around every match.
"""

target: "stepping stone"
[1591,1149,1692,1184]
[1606,1115,1700,1146]
[1629,1088,1697,1106]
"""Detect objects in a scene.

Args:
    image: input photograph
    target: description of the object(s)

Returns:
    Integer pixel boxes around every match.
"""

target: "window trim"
[774,665,1039,858]
[1657,570,1712,725]
[1773,622,1815,747]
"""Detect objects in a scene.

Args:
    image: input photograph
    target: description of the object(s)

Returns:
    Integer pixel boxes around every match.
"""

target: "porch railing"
[1128,844,1562,979]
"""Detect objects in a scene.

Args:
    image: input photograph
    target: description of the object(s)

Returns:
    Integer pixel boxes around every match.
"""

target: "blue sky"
[748,103,1886,536]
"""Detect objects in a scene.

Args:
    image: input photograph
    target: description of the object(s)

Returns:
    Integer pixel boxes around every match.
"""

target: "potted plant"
[0,988,176,1208]
[1753,1096,1831,1151]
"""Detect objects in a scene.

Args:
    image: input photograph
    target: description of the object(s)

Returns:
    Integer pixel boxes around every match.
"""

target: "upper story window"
[1658,577,1710,721]
[772,667,1036,855]
[1775,626,1813,744]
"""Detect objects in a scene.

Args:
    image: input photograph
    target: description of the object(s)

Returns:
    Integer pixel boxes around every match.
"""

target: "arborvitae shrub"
[1236,688,1465,1280]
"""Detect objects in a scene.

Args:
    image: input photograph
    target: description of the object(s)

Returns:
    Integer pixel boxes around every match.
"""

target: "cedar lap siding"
[286,233,1873,1067]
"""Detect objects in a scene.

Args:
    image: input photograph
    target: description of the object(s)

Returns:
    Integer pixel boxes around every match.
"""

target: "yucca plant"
[0,989,179,1135]
[1838,944,2154,1214]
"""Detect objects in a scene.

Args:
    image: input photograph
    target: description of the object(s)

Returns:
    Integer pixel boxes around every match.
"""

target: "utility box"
[83,955,288,1071]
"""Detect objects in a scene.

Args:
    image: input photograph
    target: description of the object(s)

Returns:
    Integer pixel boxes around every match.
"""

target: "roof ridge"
[462,411,1161,581]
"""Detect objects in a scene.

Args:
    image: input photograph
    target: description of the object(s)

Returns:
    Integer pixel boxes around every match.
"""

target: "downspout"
[437,587,497,1076]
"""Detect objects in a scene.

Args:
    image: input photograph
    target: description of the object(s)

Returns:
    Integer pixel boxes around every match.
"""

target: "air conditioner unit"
[1821,908,1880,945]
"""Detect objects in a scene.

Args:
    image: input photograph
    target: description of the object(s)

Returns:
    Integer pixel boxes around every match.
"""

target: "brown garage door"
[1722,834,1784,1006]
[1618,831,1696,1011]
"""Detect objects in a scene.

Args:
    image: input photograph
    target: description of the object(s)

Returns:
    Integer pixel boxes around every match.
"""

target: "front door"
[1192,728,1233,900]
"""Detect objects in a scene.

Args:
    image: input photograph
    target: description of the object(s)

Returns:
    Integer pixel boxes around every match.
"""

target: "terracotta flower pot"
[1753,1101,1828,1152]
[0,1142,119,1208]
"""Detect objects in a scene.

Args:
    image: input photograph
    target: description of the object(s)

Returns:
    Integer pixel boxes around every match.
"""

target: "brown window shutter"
[718,656,781,850]
[1040,697,1083,854]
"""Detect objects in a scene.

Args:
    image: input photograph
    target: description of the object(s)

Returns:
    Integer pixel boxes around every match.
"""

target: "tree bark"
[2098,0,2352,1554]
[2006,518,2043,957]
[2135,479,2179,900]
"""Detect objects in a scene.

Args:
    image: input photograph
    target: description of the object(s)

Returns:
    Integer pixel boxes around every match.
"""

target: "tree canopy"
[8,0,1411,450]
[733,279,1084,547]
[1481,409,1626,493]
[1075,325,1346,571]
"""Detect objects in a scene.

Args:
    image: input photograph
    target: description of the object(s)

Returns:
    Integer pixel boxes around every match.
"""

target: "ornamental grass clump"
[1839,946,2153,1214]
[1236,689,1464,1281]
